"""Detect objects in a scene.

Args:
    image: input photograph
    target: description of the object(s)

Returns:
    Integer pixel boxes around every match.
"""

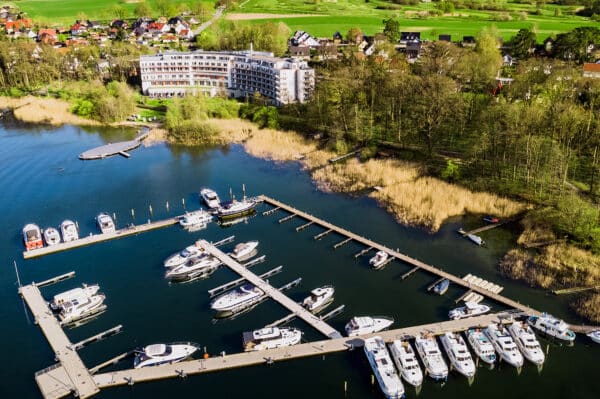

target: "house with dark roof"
[438,34,451,42]
[462,36,476,47]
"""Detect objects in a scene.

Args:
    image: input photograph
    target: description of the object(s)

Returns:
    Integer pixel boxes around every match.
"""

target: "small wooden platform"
[79,133,148,160]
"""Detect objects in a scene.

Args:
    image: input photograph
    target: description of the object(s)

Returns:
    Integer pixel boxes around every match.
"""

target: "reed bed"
[0,96,99,126]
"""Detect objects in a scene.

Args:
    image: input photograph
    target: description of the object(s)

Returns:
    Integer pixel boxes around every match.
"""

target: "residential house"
[289,45,310,59]
[290,30,320,47]
[438,34,451,42]
[38,28,58,44]
[332,31,343,44]
[583,62,600,79]
[70,22,87,36]
[502,54,514,66]
[462,36,476,47]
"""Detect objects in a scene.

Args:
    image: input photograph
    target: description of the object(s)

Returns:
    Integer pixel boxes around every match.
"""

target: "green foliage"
[197,21,290,56]
[508,28,536,59]
[553,26,600,63]
[382,18,400,43]
[438,1,456,13]
[240,103,279,129]
[548,194,600,252]
[71,99,94,118]
[441,160,461,181]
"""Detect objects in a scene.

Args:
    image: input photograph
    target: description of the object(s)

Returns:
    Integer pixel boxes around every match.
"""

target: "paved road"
[194,6,225,36]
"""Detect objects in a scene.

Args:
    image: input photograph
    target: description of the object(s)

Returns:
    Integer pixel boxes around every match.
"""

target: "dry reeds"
[0,96,99,126]
[517,215,556,246]
[574,293,600,323]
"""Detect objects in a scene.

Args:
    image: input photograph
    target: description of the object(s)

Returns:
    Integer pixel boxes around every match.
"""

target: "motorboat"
[49,284,101,311]
[210,283,265,316]
[448,301,491,320]
[587,330,600,344]
[230,241,259,261]
[483,215,500,223]
[242,327,302,351]
[60,220,79,242]
[165,255,221,281]
[302,285,335,312]
[439,332,476,377]
[23,223,43,250]
[467,233,484,246]
[508,321,545,365]
[432,279,449,295]
[369,251,390,269]
[134,343,198,368]
[179,209,213,228]
[217,198,257,219]
[484,323,524,368]
[345,316,394,337]
[43,227,61,246]
[388,340,424,387]
[200,187,221,209]
[363,336,405,399]
[96,212,115,234]
[465,329,496,365]
[414,333,449,381]
[164,243,205,268]
[527,313,576,343]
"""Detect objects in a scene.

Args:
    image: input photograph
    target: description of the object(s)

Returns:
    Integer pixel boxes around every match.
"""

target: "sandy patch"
[0,96,99,126]
[225,13,324,20]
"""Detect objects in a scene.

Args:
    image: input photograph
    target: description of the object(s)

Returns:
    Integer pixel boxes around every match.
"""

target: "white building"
[139,50,314,105]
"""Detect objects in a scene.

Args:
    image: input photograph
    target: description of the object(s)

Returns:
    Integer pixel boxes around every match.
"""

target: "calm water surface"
[0,119,598,399]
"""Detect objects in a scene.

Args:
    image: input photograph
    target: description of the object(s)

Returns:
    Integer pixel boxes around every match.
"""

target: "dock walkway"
[79,132,148,160]
[92,311,512,390]
[260,195,539,316]
[23,217,179,259]
[200,240,342,339]
[19,284,99,399]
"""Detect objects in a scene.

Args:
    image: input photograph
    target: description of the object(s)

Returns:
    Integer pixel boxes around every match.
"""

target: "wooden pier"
[79,132,148,160]
[200,240,343,339]
[259,195,539,316]
[208,266,283,298]
[459,215,523,237]
[23,217,180,259]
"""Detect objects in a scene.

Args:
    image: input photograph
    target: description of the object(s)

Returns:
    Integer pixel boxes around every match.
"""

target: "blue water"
[0,118,598,399]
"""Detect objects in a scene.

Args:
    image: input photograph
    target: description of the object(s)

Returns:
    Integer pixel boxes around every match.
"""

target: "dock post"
[182,198,186,211]
[166,201,170,213]
[149,205,153,218]
[344,381,347,396]
[113,212,117,224]
[131,208,135,223]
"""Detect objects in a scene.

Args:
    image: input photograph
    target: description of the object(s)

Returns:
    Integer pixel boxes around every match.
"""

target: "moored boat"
[210,283,265,316]
[242,327,302,351]
[96,212,115,234]
[23,223,43,250]
[217,198,257,219]
[465,329,496,365]
[364,336,405,399]
[43,227,61,246]
[432,279,449,295]
[484,323,524,368]
[414,333,449,381]
[230,241,259,261]
[134,343,198,368]
[508,321,545,365]
[302,285,334,312]
[200,187,221,209]
[388,339,423,387]
[51,284,106,324]
[369,250,390,269]
[439,332,476,377]
[49,284,101,311]
[467,233,485,246]
[587,330,600,344]
[526,313,576,344]
[164,243,205,268]
[60,220,79,242]
[483,215,500,223]
[345,316,394,337]
[179,209,212,227]
[448,301,491,320]
[165,255,221,281]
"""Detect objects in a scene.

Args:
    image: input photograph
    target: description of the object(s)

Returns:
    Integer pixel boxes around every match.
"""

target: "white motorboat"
[96,212,115,234]
[60,220,79,242]
[23,223,43,250]
[242,327,303,351]
[484,323,524,368]
[165,255,221,281]
[439,332,476,378]
[369,250,390,269]
[388,340,424,387]
[50,284,101,311]
[230,241,259,261]
[587,330,600,344]
[164,243,205,268]
[345,316,394,337]
[364,336,405,399]
[200,187,221,209]
[302,285,334,312]
[179,209,213,227]
[527,313,576,343]
[134,343,198,368]
[414,333,449,381]
[210,283,265,316]
[448,301,491,320]
[43,227,61,246]
[217,186,257,219]
[465,329,496,365]
[467,233,484,246]
[508,321,545,365]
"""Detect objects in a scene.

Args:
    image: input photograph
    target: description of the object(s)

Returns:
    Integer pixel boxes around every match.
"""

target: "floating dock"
[259,195,536,316]
[79,132,148,160]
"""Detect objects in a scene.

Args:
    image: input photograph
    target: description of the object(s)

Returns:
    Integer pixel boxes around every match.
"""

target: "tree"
[553,27,600,63]
[346,27,363,44]
[134,1,153,18]
[509,28,536,59]
[109,5,128,20]
[382,18,400,43]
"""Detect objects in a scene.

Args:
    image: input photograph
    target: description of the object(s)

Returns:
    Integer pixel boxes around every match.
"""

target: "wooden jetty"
[278,213,297,223]
[401,266,420,280]
[333,237,352,249]
[552,284,600,295]
[200,240,343,339]
[295,221,314,232]
[207,266,283,298]
[259,195,539,316]
[460,215,523,237]
[328,149,361,164]
[79,132,148,160]
[23,217,180,259]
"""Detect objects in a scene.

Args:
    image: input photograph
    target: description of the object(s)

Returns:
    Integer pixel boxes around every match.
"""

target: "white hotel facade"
[139,50,315,105]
